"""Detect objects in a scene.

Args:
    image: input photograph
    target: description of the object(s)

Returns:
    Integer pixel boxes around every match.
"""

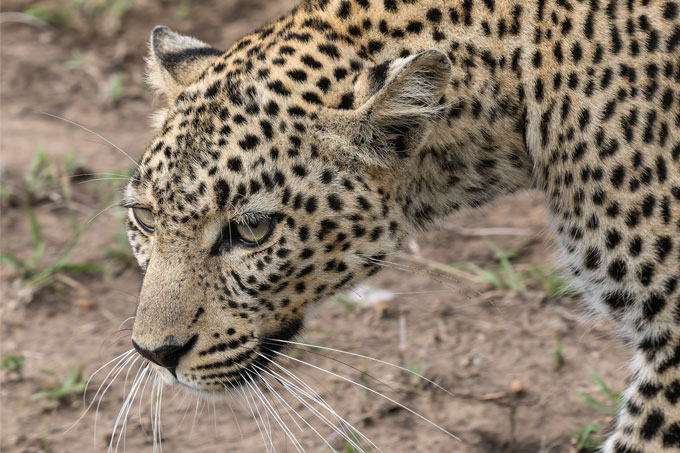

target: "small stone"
[510,379,524,394]
[74,298,94,309]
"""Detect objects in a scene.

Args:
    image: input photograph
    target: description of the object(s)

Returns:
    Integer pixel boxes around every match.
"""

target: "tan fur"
[124,1,680,451]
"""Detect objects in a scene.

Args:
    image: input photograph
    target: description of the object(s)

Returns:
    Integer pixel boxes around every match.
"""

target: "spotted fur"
[125,1,680,450]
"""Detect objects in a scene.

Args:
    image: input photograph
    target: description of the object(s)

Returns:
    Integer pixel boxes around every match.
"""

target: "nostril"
[152,344,184,369]
[132,335,198,372]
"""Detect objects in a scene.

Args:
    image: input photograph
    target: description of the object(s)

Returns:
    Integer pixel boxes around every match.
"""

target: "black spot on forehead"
[215,179,230,209]
[239,135,260,150]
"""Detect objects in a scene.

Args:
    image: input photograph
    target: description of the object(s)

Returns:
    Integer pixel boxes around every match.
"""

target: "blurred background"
[0,1,628,452]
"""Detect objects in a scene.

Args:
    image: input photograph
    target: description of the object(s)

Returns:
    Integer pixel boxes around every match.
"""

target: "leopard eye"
[132,207,155,232]
[235,218,272,245]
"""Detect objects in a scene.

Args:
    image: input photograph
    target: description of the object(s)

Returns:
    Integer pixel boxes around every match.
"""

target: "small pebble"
[510,379,524,394]
[74,298,94,309]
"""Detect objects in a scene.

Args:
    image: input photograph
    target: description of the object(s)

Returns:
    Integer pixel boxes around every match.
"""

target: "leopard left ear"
[146,26,223,100]
[317,50,451,167]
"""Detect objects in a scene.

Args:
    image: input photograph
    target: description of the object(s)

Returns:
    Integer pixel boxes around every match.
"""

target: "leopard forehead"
[131,75,320,219]
[129,40,369,218]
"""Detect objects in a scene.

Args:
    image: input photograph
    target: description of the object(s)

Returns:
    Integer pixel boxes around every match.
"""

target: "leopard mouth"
[187,347,273,390]
[172,318,305,392]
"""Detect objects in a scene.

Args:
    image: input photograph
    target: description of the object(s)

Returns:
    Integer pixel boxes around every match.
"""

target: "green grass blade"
[54,262,104,273]
[27,207,45,267]
[460,262,505,288]
[588,369,621,408]
[0,252,26,270]
[577,393,613,414]
[488,241,524,290]
[29,390,52,401]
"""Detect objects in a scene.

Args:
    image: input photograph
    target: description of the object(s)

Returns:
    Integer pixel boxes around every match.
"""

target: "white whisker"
[118,317,136,330]
[211,397,218,439]
[158,381,164,453]
[244,374,283,451]
[70,172,136,179]
[245,372,304,452]
[109,362,148,453]
[237,374,271,453]
[262,338,454,397]
[77,177,131,184]
[255,373,305,434]
[360,255,474,293]
[253,359,374,452]
[265,368,358,452]
[224,386,244,442]
[150,375,165,453]
[191,392,202,433]
[67,349,135,435]
[254,364,343,452]
[122,354,142,397]
[88,200,124,224]
[119,363,149,452]
[261,341,402,397]
[197,396,208,424]
[136,363,154,438]
[246,375,275,452]
[254,355,377,451]
[41,112,138,166]
[94,352,139,447]
[176,389,194,429]
[267,349,460,442]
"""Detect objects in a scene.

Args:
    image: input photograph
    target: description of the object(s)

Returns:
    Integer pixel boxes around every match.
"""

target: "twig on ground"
[442,225,535,237]
[0,12,49,28]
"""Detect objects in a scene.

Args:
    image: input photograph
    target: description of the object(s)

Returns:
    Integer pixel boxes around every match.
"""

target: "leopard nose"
[132,335,198,372]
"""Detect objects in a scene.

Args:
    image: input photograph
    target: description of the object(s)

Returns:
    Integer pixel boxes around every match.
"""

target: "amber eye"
[132,207,155,232]
[235,218,272,245]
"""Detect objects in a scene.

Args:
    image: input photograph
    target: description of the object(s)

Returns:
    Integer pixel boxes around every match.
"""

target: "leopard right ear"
[146,26,223,101]
[315,50,451,168]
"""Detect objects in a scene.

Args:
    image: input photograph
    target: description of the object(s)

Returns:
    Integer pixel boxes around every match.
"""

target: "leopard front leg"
[602,345,680,452]
[554,229,680,452]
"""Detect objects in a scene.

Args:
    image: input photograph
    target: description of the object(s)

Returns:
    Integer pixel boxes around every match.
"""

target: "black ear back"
[146,26,222,98]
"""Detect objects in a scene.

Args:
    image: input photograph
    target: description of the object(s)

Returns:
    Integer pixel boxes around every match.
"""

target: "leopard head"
[126,26,451,391]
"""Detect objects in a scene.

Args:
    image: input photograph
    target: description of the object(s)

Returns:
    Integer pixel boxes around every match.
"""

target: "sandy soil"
[1,1,629,452]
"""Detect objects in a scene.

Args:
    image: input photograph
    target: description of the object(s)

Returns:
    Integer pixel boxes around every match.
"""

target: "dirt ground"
[0,1,630,452]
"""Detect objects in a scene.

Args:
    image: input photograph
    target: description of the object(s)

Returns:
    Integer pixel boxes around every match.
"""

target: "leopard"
[122,0,680,451]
